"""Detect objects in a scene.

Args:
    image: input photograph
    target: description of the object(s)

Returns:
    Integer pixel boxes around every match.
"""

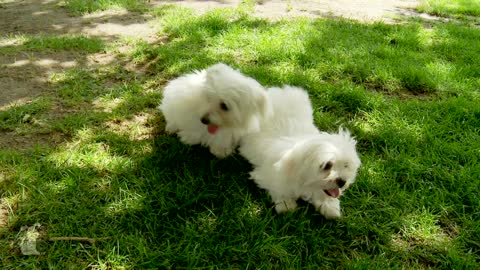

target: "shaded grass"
[1,3,480,269]
[64,0,147,15]
[0,98,52,132]
[0,35,105,55]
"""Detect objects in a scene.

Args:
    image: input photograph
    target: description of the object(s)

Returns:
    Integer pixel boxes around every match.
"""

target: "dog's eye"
[323,161,333,171]
[220,102,228,111]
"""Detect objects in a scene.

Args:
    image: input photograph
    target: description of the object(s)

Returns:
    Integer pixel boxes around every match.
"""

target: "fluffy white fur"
[239,86,361,219]
[159,63,271,158]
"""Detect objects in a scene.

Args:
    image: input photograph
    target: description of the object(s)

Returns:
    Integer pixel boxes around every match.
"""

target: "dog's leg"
[209,145,234,158]
[309,192,341,219]
[274,198,297,213]
[249,169,297,213]
[209,135,235,158]
[165,122,179,133]
[270,193,297,213]
[178,131,202,145]
[312,197,341,219]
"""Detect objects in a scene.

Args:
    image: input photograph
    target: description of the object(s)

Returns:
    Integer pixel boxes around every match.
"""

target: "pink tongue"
[207,125,219,134]
[326,188,341,198]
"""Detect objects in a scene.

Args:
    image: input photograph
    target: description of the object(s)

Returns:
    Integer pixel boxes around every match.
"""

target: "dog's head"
[274,129,361,198]
[200,63,271,134]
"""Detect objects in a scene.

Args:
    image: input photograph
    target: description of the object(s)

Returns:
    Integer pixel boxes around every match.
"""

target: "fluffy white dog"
[159,63,271,158]
[239,86,361,219]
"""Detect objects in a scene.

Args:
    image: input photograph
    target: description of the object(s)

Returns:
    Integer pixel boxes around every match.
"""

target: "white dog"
[159,63,271,158]
[239,86,361,219]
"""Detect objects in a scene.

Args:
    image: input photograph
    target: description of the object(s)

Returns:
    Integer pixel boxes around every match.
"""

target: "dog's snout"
[200,116,210,125]
[336,178,346,188]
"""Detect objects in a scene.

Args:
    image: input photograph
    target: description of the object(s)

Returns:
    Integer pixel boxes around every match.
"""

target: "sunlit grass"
[145,6,479,97]
[0,2,479,269]
[47,140,134,173]
[0,34,29,48]
[418,0,480,17]
[397,210,453,248]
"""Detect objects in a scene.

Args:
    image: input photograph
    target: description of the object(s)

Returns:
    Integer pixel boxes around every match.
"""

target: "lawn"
[417,0,480,17]
[1,0,479,269]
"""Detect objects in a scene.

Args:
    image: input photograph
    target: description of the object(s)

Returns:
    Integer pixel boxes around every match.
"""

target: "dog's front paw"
[164,123,179,134]
[274,199,297,213]
[209,146,234,158]
[178,131,202,145]
[316,199,341,219]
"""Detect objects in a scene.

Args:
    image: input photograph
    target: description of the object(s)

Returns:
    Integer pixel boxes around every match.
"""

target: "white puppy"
[159,63,271,158]
[239,86,361,219]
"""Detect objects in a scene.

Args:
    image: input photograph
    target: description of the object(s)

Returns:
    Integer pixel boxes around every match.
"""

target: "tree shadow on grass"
[0,0,165,113]
[0,0,154,37]
[1,4,480,269]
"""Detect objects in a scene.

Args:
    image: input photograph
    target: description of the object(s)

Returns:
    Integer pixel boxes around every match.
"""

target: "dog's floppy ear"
[256,91,273,119]
[273,147,297,176]
[273,141,319,176]
[302,155,336,186]
[273,141,312,176]
[206,63,231,83]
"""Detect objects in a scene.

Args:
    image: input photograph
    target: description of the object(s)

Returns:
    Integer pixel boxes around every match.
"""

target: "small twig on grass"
[48,237,111,244]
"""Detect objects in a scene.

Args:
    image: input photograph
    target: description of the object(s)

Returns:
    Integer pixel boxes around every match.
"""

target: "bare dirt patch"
[0,0,159,39]
[159,0,420,22]
[106,112,157,141]
[0,0,163,149]
[0,131,66,150]
[0,0,161,107]
[0,51,80,107]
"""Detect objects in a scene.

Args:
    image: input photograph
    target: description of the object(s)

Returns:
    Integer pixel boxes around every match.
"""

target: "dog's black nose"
[336,178,346,188]
[200,116,210,125]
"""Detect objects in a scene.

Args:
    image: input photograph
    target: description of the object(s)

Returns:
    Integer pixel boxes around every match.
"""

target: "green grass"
[0,97,52,132]
[418,0,480,17]
[1,1,480,269]
[0,35,105,55]
[64,0,148,15]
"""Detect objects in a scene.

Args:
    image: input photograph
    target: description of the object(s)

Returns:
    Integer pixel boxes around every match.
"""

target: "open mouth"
[207,125,219,134]
[324,188,341,198]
